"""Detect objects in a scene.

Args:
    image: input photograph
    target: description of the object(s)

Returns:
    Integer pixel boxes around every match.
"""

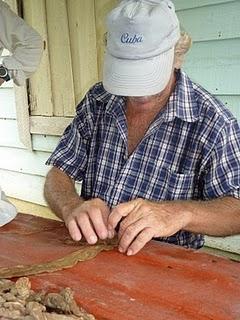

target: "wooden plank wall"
[175,0,240,119]
[175,0,240,254]
[21,0,115,135]
[23,0,100,118]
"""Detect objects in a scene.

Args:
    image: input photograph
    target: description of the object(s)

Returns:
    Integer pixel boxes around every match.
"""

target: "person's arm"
[44,166,82,220]
[44,167,113,244]
[108,196,240,256]
[109,115,240,255]
[0,78,5,86]
[0,1,43,86]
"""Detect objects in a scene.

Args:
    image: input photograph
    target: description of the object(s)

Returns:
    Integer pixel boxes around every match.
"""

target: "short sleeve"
[203,119,240,199]
[46,91,95,181]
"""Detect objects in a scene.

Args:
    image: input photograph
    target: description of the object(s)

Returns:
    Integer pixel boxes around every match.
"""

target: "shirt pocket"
[165,170,197,200]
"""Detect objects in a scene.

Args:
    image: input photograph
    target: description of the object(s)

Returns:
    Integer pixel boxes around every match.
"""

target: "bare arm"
[44,167,113,244]
[109,196,240,255]
[44,166,82,220]
[183,196,240,236]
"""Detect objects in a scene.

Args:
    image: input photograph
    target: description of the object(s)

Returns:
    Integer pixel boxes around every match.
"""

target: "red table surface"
[0,213,239,320]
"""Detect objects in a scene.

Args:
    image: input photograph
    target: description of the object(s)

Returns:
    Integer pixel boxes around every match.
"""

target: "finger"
[108,200,138,230]
[88,208,109,240]
[76,212,98,244]
[126,228,154,256]
[100,207,115,238]
[118,218,146,253]
[108,229,116,239]
[118,208,144,239]
[67,218,82,242]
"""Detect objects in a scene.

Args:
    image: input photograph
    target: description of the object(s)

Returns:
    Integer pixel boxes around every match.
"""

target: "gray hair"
[174,32,192,69]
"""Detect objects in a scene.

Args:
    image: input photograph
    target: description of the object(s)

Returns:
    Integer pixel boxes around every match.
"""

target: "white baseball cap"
[103,0,180,96]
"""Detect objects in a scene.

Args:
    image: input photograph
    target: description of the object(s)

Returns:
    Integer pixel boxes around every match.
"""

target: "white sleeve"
[0,187,17,226]
[0,1,43,86]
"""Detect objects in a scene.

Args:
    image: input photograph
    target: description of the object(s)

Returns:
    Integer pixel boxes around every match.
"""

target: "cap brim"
[103,47,174,96]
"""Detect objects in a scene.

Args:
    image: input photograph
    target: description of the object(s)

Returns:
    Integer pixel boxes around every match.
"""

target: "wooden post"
[67,0,98,104]
[23,0,53,116]
[46,0,75,117]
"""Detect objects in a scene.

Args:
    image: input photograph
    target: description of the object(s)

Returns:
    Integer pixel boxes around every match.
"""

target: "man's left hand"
[0,78,5,86]
[108,198,192,256]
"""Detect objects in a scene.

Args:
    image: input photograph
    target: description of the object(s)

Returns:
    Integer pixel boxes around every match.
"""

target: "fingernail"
[119,246,124,253]
[108,230,115,239]
[127,249,133,256]
[89,235,97,244]
[111,230,115,238]
[99,231,108,239]
[73,234,81,241]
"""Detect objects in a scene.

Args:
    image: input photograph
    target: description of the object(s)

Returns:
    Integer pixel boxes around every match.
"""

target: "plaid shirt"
[46,71,240,249]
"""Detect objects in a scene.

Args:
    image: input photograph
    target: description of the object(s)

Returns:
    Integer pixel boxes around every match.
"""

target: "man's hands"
[63,198,114,244]
[62,197,191,256]
[45,165,240,256]
[0,78,5,86]
[108,198,192,256]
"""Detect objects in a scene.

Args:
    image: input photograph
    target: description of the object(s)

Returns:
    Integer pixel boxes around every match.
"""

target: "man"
[0,0,43,86]
[0,0,43,225]
[44,0,240,256]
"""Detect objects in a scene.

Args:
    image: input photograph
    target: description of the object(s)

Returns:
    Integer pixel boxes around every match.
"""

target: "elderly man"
[44,0,240,256]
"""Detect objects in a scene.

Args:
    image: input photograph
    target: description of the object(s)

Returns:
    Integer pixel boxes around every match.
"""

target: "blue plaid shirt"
[46,71,240,249]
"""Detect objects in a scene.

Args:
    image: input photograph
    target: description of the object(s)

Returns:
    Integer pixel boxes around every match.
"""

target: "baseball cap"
[103,0,180,96]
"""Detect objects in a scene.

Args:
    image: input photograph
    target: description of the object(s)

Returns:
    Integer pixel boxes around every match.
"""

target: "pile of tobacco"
[0,277,95,320]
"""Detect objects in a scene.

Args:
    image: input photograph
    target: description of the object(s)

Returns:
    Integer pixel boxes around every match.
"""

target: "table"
[0,213,239,320]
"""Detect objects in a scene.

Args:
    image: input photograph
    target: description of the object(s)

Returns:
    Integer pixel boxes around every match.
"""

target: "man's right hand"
[62,198,113,244]
[0,78,5,86]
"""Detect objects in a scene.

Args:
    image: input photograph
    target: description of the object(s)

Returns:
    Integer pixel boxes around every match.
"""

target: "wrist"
[165,200,194,229]
[175,200,196,230]
[61,197,83,220]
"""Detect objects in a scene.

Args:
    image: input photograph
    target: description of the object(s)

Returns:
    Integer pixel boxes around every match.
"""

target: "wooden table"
[0,213,239,320]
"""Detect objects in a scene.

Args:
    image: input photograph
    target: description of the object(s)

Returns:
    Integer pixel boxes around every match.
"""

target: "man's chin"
[128,96,157,105]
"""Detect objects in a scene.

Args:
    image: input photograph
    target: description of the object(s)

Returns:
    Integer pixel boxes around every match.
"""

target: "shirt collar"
[93,84,126,119]
[163,70,200,123]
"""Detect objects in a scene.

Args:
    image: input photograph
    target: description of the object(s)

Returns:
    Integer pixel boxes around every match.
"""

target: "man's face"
[128,94,160,105]
[127,71,176,109]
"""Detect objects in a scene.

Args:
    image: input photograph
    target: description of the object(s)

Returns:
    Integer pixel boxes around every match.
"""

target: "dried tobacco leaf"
[0,240,117,279]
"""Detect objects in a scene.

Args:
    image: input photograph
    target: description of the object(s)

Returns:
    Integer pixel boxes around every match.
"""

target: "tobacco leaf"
[0,240,117,279]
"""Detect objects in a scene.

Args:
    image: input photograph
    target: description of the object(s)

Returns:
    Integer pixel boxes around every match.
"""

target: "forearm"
[178,196,240,236]
[108,196,240,255]
[44,167,84,221]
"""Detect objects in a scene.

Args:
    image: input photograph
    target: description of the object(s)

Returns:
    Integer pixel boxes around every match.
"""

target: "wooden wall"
[175,0,240,255]
[176,0,240,120]
[0,0,239,255]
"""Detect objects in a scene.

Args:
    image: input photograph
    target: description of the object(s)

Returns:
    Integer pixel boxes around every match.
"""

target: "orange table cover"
[0,213,239,320]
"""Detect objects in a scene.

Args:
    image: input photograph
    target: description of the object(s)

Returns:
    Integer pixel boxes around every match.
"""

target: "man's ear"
[173,32,192,69]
